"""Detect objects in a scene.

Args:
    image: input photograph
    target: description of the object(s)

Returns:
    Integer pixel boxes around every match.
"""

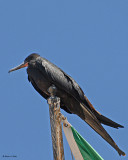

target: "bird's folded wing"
[36,58,85,100]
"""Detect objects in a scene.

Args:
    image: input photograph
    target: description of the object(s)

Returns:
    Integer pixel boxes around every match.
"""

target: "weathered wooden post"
[47,85,65,160]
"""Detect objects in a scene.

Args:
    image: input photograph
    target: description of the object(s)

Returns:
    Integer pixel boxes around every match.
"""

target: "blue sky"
[0,0,128,159]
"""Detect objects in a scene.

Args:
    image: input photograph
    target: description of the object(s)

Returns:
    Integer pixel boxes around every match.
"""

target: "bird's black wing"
[36,57,85,102]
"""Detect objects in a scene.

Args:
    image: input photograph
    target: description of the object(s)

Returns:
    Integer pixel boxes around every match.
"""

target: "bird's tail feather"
[96,113,124,129]
[78,103,126,156]
[83,95,124,129]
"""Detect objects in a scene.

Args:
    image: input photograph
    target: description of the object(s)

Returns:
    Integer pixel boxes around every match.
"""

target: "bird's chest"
[27,67,52,95]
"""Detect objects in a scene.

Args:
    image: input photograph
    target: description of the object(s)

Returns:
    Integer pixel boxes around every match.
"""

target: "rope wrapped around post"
[47,85,65,160]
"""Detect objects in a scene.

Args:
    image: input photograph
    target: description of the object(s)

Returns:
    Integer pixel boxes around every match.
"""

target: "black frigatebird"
[9,53,125,156]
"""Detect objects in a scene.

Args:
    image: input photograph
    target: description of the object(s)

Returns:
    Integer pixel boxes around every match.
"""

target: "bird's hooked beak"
[8,62,28,73]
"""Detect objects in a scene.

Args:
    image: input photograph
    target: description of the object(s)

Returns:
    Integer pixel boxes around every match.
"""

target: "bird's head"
[8,53,40,73]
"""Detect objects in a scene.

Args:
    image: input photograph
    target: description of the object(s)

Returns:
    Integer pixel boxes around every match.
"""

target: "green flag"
[63,120,104,160]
